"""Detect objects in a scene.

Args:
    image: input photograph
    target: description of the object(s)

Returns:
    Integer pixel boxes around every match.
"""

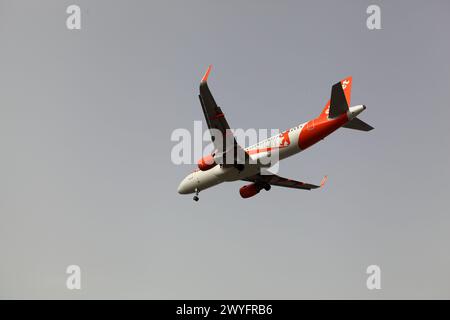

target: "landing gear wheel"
[264,184,271,191]
[193,188,200,202]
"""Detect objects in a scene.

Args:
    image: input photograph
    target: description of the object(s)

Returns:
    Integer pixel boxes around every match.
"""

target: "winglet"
[320,175,328,188]
[201,65,212,83]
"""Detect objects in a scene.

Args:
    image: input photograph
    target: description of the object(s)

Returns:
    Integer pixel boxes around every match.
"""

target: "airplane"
[178,66,373,201]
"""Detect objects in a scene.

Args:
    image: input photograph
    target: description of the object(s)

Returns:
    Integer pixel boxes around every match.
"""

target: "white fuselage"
[177,104,366,195]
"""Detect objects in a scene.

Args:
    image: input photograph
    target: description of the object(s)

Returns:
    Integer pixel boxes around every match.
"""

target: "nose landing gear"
[193,188,200,202]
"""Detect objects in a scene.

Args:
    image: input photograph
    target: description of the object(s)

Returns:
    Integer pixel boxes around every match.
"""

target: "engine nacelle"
[239,183,261,199]
[197,154,217,171]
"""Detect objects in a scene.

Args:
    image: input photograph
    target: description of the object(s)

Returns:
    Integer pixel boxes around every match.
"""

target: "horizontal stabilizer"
[343,117,374,131]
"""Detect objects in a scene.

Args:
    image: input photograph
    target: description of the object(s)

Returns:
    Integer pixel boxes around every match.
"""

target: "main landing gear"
[193,188,199,202]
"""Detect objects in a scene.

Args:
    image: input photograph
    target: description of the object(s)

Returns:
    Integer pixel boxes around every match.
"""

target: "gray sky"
[1,0,450,299]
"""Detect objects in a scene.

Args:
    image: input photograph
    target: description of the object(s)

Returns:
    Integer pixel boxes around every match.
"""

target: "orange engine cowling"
[197,154,217,171]
[239,183,261,199]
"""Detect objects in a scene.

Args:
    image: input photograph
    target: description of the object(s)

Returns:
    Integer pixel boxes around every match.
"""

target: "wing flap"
[243,174,327,190]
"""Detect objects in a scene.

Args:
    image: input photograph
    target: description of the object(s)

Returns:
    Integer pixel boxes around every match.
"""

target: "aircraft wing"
[243,173,328,190]
[198,65,249,164]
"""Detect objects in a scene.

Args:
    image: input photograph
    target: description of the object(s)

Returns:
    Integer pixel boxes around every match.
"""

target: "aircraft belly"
[195,164,260,190]
[222,165,260,182]
[194,166,224,191]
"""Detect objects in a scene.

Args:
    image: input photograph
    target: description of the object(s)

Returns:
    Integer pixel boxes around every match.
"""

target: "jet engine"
[239,183,262,199]
[197,154,217,171]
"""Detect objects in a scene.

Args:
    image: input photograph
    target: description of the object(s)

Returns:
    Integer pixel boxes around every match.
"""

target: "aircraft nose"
[177,180,187,194]
[177,176,192,194]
